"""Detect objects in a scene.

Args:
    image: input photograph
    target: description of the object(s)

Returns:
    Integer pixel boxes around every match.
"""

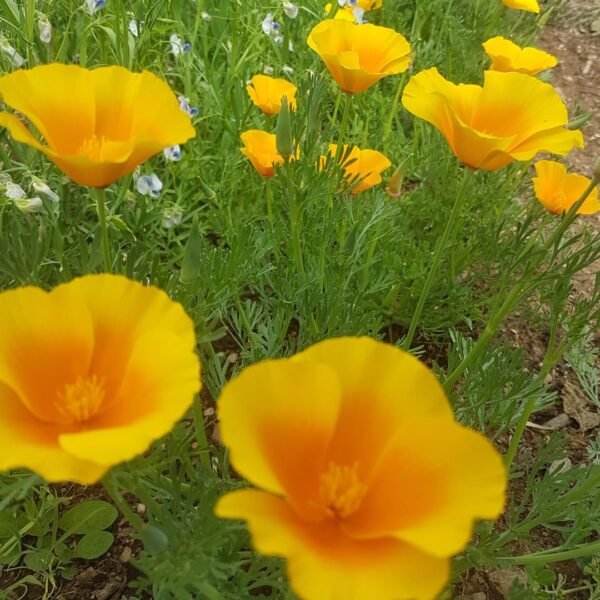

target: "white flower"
[162,207,183,229]
[170,33,191,56]
[178,95,199,117]
[201,11,212,21]
[273,33,284,45]
[31,176,59,202]
[136,173,163,198]
[263,65,274,75]
[5,182,26,200]
[128,17,142,37]
[283,65,294,76]
[163,145,182,161]
[283,1,299,18]
[0,35,25,68]
[352,7,366,23]
[262,13,281,37]
[15,197,43,213]
[38,15,52,43]
[86,0,106,15]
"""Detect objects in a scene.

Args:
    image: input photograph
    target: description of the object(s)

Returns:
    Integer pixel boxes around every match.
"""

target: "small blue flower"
[136,173,163,198]
[178,95,199,117]
[86,0,106,15]
[163,145,182,161]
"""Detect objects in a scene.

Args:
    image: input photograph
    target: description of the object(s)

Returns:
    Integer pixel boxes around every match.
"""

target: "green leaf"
[59,500,118,535]
[139,524,169,554]
[24,549,54,572]
[73,531,115,560]
[0,512,20,539]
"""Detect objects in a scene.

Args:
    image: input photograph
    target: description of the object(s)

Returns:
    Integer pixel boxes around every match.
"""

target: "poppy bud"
[567,114,590,131]
[180,216,203,284]
[276,96,294,160]
[386,164,405,198]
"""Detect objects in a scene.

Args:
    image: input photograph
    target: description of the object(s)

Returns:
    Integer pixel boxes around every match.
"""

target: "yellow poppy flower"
[246,75,298,116]
[402,68,583,171]
[241,130,297,178]
[216,337,506,600]
[0,64,195,188]
[533,160,600,215]
[307,20,412,94]
[483,36,557,75]
[0,275,201,484]
[502,0,540,12]
[322,145,391,193]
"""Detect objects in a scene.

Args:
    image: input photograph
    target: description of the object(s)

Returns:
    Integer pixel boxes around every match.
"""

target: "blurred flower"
[262,13,281,36]
[0,65,194,188]
[533,160,600,215]
[164,144,182,161]
[178,95,199,117]
[283,1,299,18]
[128,16,142,37]
[170,34,191,56]
[215,337,506,600]
[263,65,275,75]
[0,35,25,68]
[502,0,540,12]
[0,274,200,484]
[162,206,183,229]
[86,0,106,14]
[402,68,583,171]
[283,65,294,76]
[201,11,212,21]
[14,196,43,213]
[307,21,411,94]
[31,176,60,202]
[4,182,26,200]
[241,130,296,178]
[483,36,557,75]
[322,145,391,193]
[246,75,297,115]
[136,173,163,198]
[37,15,52,44]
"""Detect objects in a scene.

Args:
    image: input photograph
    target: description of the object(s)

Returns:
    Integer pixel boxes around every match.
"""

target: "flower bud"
[386,164,405,198]
[180,216,203,284]
[567,114,590,131]
[593,157,600,182]
[276,96,294,160]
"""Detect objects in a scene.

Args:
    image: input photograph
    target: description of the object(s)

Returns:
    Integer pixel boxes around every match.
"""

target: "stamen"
[56,375,105,424]
[320,462,367,519]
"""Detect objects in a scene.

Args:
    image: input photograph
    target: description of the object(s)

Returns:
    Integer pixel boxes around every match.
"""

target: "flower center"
[320,462,367,519]
[55,375,105,424]
[552,191,567,209]
[78,134,107,161]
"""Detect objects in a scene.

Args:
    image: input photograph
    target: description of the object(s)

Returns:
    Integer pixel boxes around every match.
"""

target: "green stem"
[265,178,274,230]
[335,93,353,163]
[102,472,145,530]
[504,539,600,566]
[404,167,474,349]
[383,73,407,143]
[444,176,599,391]
[95,188,113,272]
[192,393,212,469]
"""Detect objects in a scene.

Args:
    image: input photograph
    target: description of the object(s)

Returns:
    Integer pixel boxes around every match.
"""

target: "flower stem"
[404,167,474,350]
[335,93,353,163]
[95,188,113,273]
[265,178,274,230]
[192,393,212,469]
[102,472,145,530]
[383,73,407,143]
[444,175,600,392]
[505,539,600,566]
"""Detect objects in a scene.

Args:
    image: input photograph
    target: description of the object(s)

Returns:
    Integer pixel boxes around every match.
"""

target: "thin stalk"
[335,93,353,163]
[404,167,474,349]
[192,393,212,469]
[95,188,113,272]
[445,175,600,390]
[265,178,274,230]
[382,73,407,143]
[504,539,600,566]
[102,472,145,530]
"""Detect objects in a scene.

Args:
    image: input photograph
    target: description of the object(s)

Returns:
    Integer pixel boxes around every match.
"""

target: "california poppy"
[0,64,195,188]
[402,68,583,170]
[0,275,200,484]
[216,337,506,600]
[241,130,296,177]
[533,160,600,215]
[483,36,557,76]
[502,0,540,12]
[307,20,411,94]
[322,144,391,193]
[246,75,297,116]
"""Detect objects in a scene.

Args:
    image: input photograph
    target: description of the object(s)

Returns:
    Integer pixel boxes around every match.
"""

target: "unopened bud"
[276,95,294,159]
[180,216,203,284]
[593,157,600,182]
[567,114,590,130]
[386,164,405,198]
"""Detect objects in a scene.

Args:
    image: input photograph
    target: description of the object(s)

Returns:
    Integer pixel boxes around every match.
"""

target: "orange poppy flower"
[483,36,557,75]
[533,160,600,215]
[502,0,540,12]
[0,275,200,484]
[0,64,195,188]
[307,20,411,94]
[246,75,298,116]
[322,144,391,193]
[241,130,297,177]
[402,68,583,171]
[216,337,506,600]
